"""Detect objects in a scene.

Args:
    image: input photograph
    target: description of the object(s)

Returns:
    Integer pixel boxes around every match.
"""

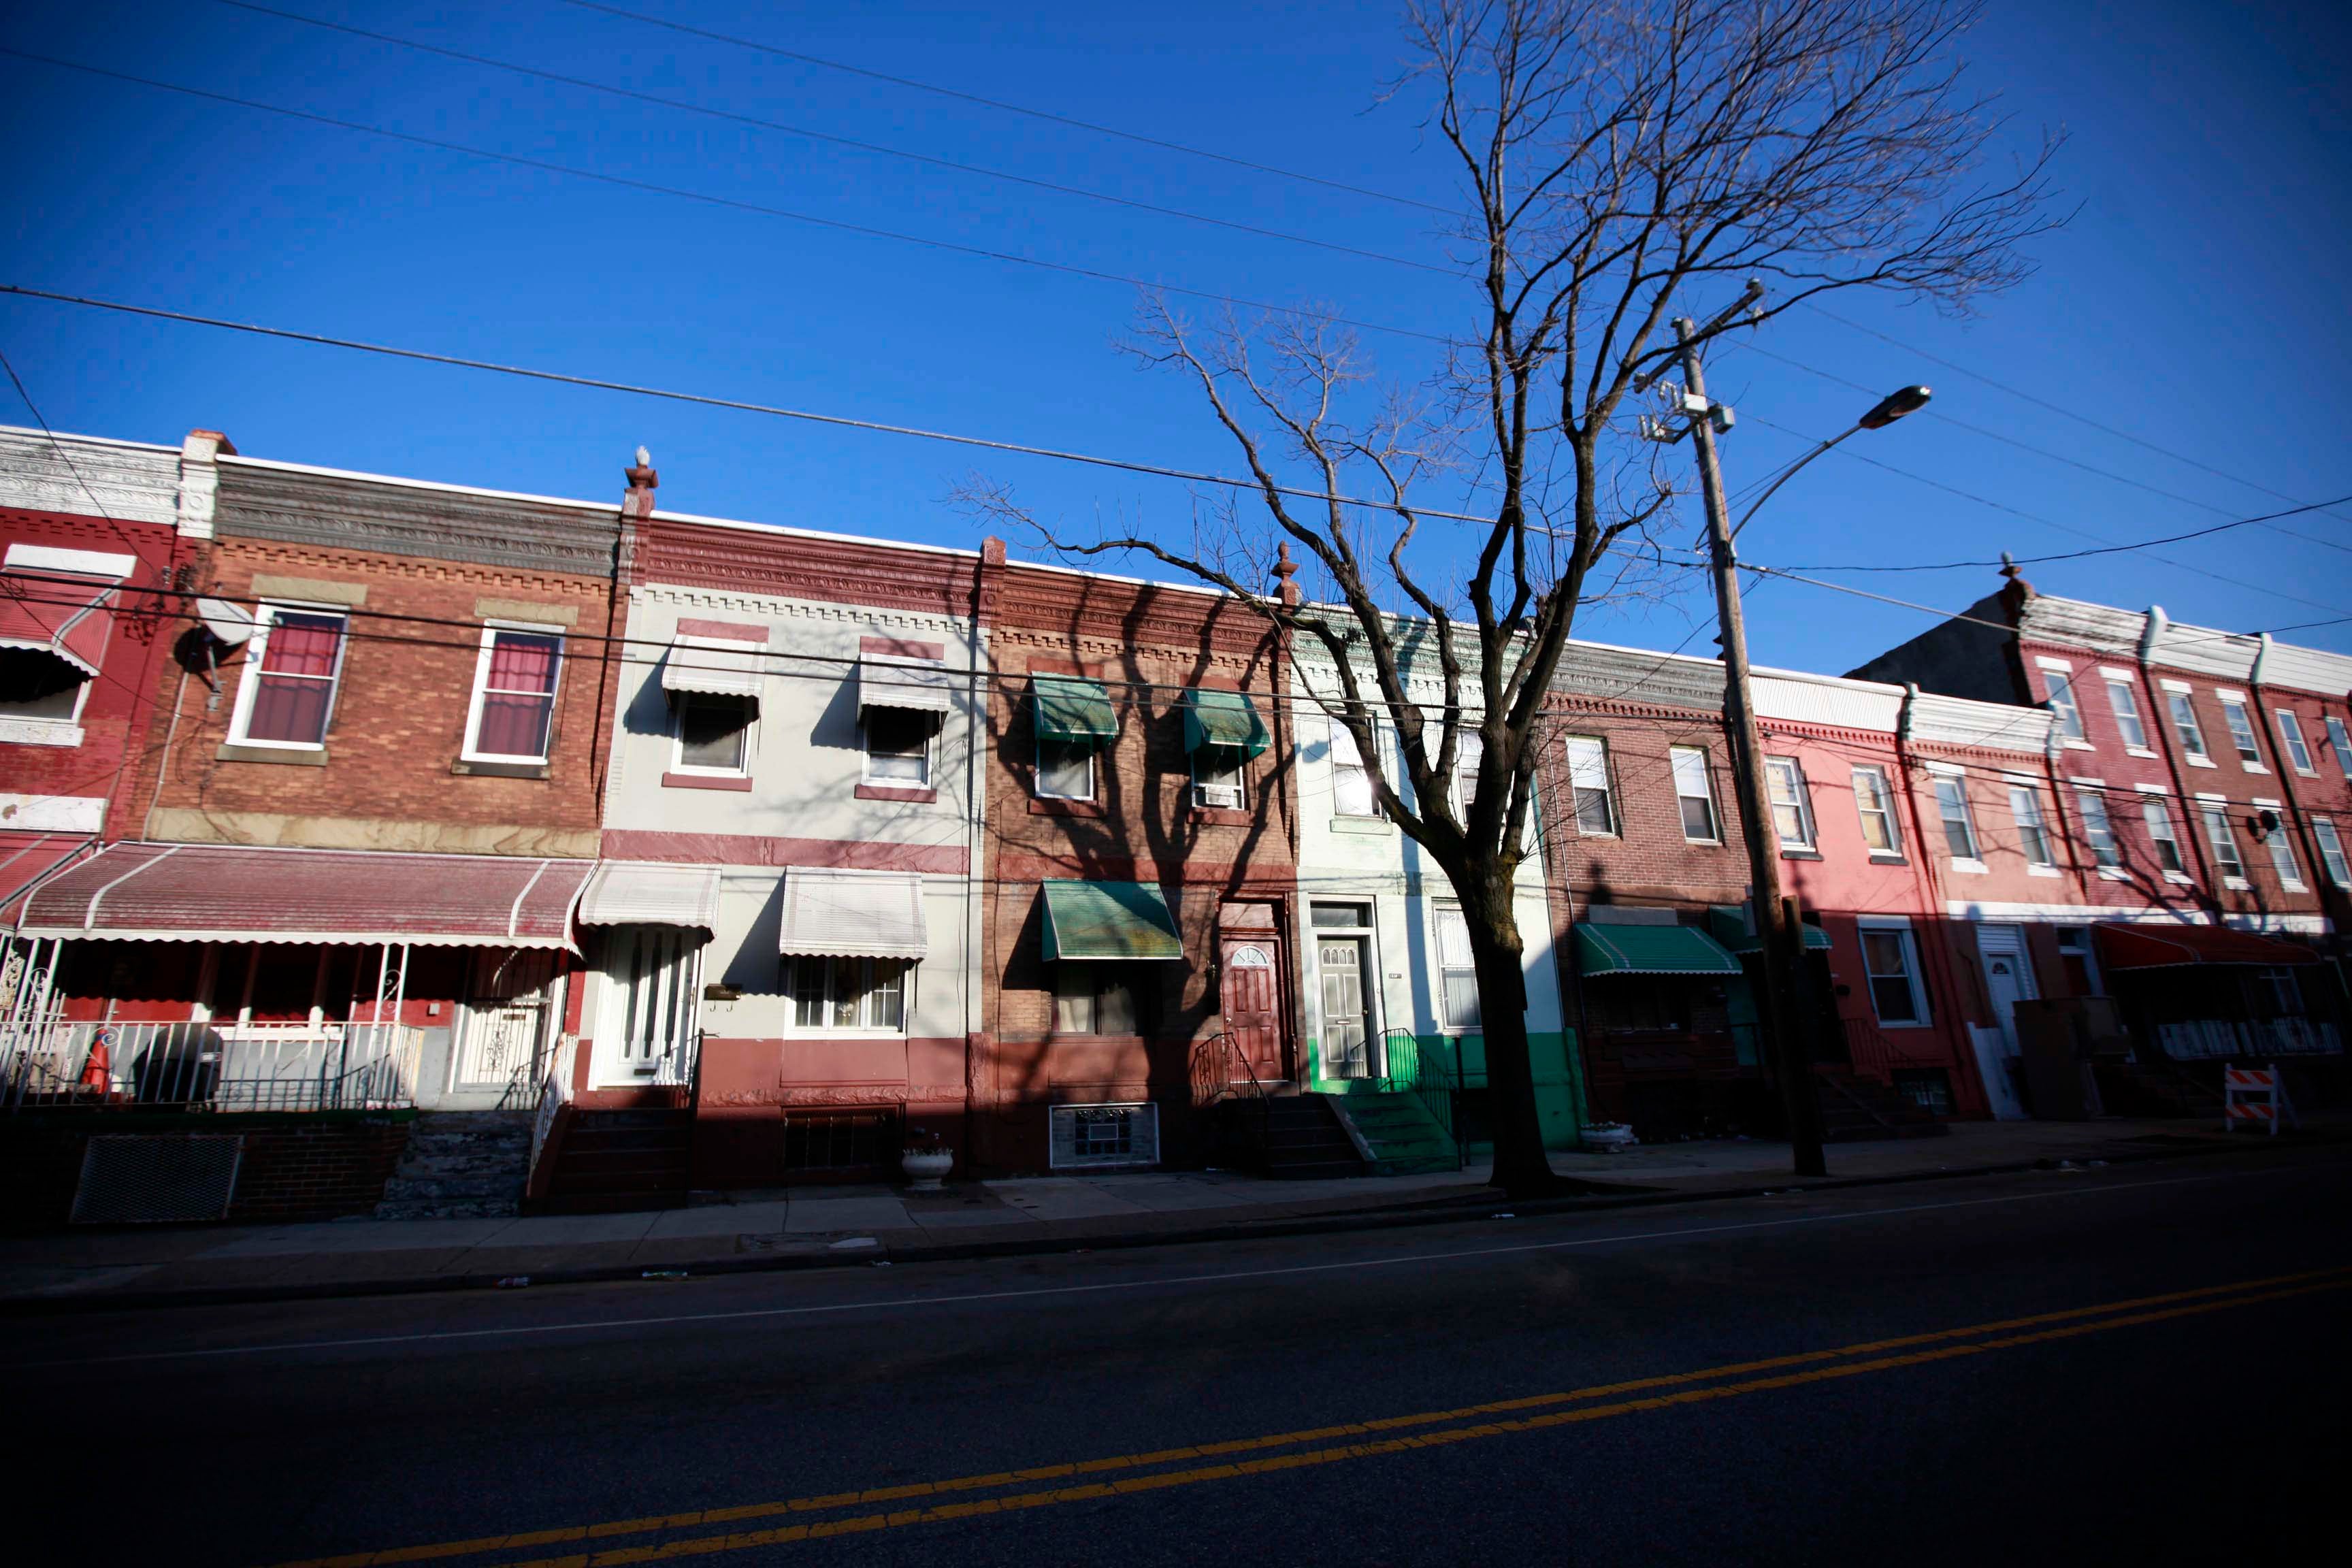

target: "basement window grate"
[1049,1103,1159,1170]
[71,1134,245,1225]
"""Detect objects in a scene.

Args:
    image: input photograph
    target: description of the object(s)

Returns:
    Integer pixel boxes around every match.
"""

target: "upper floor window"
[1931,772,1980,861]
[2328,716,2352,779]
[462,625,563,764]
[229,605,348,749]
[2075,788,2121,870]
[674,690,753,774]
[1330,719,1380,818]
[2165,686,2210,762]
[2275,710,2315,774]
[1764,757,1815,851]
[1181,687,1267,811]
[1032,676,1113,802]
[2217,693,2264,769]
[2255,806,2304,891]
[2140,796,2188,877]
[1563,735,1616,836]
[2104,674,2150,751]
[2313,819,2351,889]
[863,706,932,787]
[2040,665,2086,742]
[1670,746,1720,843]
[1193,744,1247,809]
[2198,800,2247,883]
[1852,765,1901,856]
[2008,783,2057,869]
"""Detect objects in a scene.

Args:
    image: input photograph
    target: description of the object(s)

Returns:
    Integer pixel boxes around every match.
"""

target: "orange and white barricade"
[2223,1065,2297,1136]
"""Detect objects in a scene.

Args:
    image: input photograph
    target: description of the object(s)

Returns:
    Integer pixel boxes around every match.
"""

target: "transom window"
[2007,783,2056,868]
[463,625,563,764]
[2105,676,2149,751]
[789,955,908,1031]
[1852,766,1901,855]
[675,690,753,773]
[2075,789,2121,870]
[863,706,932,786]
[2218,696,2264,768]
[1764,757,1814,850]
[2167,689,2209,761]
[2275,710,2315,774]
[1932,773,1979,860]
[1671,746,1720,842]
[230,605,348,749]
[1563,735,1616,836]
[2141,797,2187,875]
[1859,923,1927,1026]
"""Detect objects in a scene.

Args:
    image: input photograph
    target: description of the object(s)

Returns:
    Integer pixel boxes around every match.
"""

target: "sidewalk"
[2,1116,2332,1311]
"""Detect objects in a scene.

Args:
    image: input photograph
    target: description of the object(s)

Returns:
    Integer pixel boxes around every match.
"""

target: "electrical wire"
[209,1,1458,278]
[1778,494,2352,573]
[557,0,1455,218]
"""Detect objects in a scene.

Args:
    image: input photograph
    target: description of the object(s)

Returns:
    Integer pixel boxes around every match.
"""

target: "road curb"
[5,1130,2343,1318]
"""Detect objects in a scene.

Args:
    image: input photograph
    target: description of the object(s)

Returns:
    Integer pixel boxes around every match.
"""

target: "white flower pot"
[1582,1123,1638,1152]
[900,1149,953,1190]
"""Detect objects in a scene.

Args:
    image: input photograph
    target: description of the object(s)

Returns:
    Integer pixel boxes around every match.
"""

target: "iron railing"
[1840,1016,1950,1084]
[1379,1029,1468,1169]
[2,1018,423,1113]
[2156,1017,2342,1060]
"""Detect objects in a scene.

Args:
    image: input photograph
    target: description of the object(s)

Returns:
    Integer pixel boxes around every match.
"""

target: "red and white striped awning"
[16,842,594,949]
[0,568,119,681]
[0,831,99,934]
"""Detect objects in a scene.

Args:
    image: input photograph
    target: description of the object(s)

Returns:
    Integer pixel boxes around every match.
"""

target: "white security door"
[1976,924,2038,1057]
[593,926,702,1088]
[1319,938,1371,1079]
[453,950,555,1099]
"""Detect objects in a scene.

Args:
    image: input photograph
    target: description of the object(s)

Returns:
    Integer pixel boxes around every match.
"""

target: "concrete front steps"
[1258,1095,1369,1179]
[1814,1066,1950,1142]
[536,1109,693,1214]
[1326,1090,1462,1175]
[374,1110,532,1220]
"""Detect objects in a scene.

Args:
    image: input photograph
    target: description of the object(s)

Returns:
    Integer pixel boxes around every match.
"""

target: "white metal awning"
[777,868,928,958]
[856,655,956,715]
[662,635,766,700]
[577,862,721,930]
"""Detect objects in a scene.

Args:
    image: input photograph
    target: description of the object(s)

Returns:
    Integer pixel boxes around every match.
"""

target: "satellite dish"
[195,598,257,647]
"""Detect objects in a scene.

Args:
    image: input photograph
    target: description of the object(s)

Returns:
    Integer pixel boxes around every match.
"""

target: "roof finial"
[1273,542,1301,605]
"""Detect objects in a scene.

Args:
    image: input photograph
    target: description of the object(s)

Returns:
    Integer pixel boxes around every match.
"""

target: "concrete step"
[374,1111,531,1220]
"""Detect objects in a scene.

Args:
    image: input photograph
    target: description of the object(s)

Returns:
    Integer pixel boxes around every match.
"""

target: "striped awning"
[1574,923,1742,977]
[777,868,928,959]
[1041,881,1183,962]
[16,843,593,949]
[1181,689,1269,758]
[661,634,766,700]
[577,862,721,929]
[0,568,118,682]
[857,655,956,715]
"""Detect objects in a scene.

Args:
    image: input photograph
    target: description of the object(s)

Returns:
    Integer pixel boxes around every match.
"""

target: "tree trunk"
[1456,870,1561,1197]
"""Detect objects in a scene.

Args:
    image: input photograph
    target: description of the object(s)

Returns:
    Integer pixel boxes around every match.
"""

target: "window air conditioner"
[1199,784,1243,809]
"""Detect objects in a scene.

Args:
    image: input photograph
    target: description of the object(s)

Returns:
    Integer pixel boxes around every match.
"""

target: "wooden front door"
[1220,938,1283,1085]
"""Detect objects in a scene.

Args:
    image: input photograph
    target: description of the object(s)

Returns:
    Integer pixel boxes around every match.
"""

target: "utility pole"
[1674,314,1828,1177]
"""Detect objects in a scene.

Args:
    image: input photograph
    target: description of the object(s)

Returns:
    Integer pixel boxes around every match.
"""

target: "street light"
[1731,384,1933,539]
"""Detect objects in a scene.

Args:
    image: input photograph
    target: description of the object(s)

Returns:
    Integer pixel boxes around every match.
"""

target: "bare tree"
[961,0,2059,1195]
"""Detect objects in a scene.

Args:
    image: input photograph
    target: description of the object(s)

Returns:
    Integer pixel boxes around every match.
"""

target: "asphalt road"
[14,1145,2351,1567]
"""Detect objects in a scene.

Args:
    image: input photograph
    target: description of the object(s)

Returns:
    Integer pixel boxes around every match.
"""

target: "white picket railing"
[2156,1017,2343,1061]
[2,1019,423,1112]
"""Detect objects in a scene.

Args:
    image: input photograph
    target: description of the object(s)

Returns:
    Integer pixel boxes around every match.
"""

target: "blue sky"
[3,0,2347,673]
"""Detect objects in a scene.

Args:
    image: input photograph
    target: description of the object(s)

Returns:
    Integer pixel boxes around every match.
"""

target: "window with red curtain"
[242,610,347,745]
[468,629,561,760]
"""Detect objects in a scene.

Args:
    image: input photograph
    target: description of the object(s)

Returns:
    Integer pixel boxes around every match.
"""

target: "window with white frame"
[1764,756,1815,851]
[2275,710,2316,774]
[1434,906,1481,1030]
[2007,783,2057,868]
[1563,735,1616,835]
[2075,788,2121,870]
[2328,716,2352,779]
[1852,766,1901,856]
[1035,732,1094,801]
[1329,719,1380,817]
[2141,796,2188,875]
[461,624,564,764]
[1931,772,1979,860]
[2104,674,2150,751]
[2256,807,2304,889]
[2218,693,2264,768]
[2199,800,2247,882]
[1053,966,1141,1035]
[2166,687,2210,761]
[229,604,349,749]
[1670,746,1720,843]
[789,955,908,1031]
[863,706,932,787]
[1859,921,1928,1025]
[2313,818,2351,888]
[674,690,753,774]
[1192,742,1247,809]
[2041,664,2086,742]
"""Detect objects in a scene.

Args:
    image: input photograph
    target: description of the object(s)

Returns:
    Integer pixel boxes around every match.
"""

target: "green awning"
[1041,880,1183,962]
[1574,923,1742,977]
[1706,906,1833,955]
[1182,688,1269,759]
[1032,676,1117,745]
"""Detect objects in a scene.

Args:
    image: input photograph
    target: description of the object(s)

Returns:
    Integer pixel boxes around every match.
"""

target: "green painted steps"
[1322,1092,1460,1175]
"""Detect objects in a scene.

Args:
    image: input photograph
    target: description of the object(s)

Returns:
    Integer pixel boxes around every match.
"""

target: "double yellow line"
[279,1263,2351,1568]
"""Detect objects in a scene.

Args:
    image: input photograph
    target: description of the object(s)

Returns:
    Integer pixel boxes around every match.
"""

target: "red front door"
[1220,937,1283,1085]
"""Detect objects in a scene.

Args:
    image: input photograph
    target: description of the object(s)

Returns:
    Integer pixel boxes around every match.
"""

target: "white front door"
[1976,924,2038,1057]
[1319,938,1371,1079]
[453,950,555,1098]
[592,926,702,1088]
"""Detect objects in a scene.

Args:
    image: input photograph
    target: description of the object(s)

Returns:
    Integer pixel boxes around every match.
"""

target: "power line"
[1778,494,2352,573]
[558,0,1454,218]
[0,283,1509,527]
[210,1,1457,279]
[0,49,1456,351]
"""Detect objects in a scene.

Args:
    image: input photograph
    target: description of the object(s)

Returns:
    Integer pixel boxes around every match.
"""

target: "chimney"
[176,429,236,540]
[623,446,659,519]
